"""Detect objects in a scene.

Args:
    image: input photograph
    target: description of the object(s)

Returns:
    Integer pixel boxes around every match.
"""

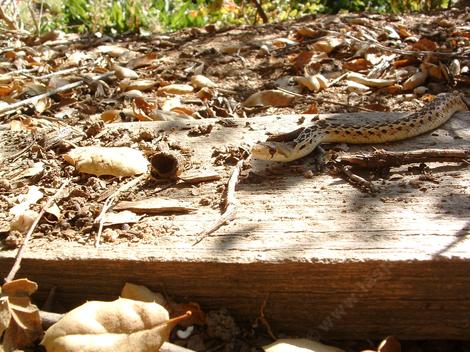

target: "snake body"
[252,92,468,162]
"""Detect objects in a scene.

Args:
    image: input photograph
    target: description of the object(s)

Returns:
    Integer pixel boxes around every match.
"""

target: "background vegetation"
[2,0,452,35]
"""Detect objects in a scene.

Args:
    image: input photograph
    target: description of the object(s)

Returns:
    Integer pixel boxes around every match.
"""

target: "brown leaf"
[64,147,149,177]
[403,70,428,91]
[243,90,295,107]
[127,52,157,69]
[412,37,437,51]
[343,58,371,72]
[41,298,189,352]
[1,279,43,352]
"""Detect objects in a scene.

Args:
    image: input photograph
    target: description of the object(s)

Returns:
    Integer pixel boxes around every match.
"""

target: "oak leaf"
[41,298,183,352]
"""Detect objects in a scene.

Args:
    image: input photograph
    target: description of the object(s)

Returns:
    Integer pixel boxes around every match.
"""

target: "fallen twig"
[0,71,113,117]
[193,158,245,245]
[333,164,376,193]
[95,174,146,247]
[4,178,71,283]
[338,148,470,168]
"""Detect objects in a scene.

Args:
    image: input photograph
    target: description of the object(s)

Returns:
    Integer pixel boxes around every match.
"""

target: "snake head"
[252,141,300,162]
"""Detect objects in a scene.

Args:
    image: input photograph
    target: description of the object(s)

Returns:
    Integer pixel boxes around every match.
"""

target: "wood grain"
[1,111,469,339]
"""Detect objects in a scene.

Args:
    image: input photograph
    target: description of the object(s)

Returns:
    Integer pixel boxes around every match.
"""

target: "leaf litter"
[0,5,469,352]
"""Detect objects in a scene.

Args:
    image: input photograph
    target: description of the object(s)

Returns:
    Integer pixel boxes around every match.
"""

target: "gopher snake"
[252,92,468,162]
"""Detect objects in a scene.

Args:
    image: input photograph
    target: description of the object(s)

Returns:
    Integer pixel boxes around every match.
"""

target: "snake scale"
[252,92,468,162]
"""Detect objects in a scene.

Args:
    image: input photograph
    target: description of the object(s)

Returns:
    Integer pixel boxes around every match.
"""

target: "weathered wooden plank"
[0,111,469,339]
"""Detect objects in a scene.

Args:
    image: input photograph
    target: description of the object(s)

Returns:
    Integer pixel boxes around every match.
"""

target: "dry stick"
[95,174,146,247]
[2,67,40,76]
[4,178,71,283]
[193,159,245,245]
[339,148,470,168]
[336,164,376,193]
[33,67,81,80]
[0,71,114,116]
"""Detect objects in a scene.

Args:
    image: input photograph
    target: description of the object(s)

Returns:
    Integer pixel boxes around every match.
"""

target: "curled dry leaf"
[346,72,395,88]
[64,146,149,177]
[113,65,139,80]
[296,74,328,92]
[119,79,158,91]
[403,70,428,91]
[159,84,194,95]
[243,90,295,107]
[9,186,43,232]
[312,36,343,53]
[1,279,43,352]
[264,338,344,352]
[41,298,186,352]
[113,197,196,214]
[121,283,167,306]
[191,75,217,89]
[347,80,370,93]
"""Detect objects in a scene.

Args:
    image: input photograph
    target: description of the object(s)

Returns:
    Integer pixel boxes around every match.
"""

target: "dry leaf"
[114,197,196,214]
[343,58,371,71]
[162,96,183,111]
[159,84,194,95]
[114,65,139,80]
[412,37,437,51]
[9,186,43,217]
[41,298,185,352]
[1,279,43,352]
[346,72,395,88]
[296,27,317,37]
[127,52,157,69]
[243,90,295,107]
[95,45,131,57]
[346,80,370,92]
[191,75,217,89]
[403,70,428,91]
[312,36,343,53]
[119,79,158,91]
[264,338,344,352]
[100,210,142,227]
[121,283,167,306]
[64,147,149,177]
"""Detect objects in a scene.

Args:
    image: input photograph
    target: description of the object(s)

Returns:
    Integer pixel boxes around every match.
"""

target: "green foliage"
[25,0,451,35]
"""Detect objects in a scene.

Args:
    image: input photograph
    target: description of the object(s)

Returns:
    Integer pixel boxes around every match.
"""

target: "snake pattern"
[252,92,468,162]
